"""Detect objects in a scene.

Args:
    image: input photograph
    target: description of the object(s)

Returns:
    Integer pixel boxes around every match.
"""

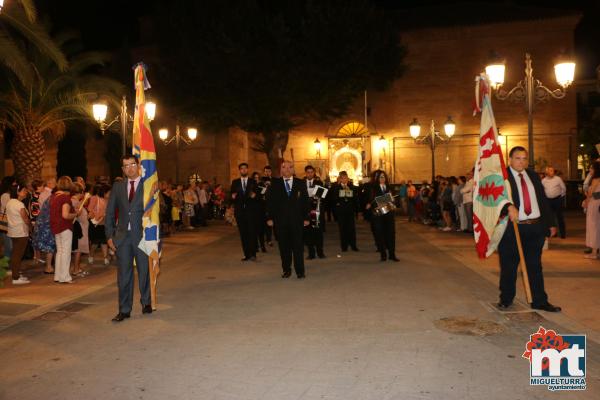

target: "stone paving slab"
[0,219,597,399]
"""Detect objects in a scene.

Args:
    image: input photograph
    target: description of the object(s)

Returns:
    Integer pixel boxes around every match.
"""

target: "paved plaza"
[1,214,599,399]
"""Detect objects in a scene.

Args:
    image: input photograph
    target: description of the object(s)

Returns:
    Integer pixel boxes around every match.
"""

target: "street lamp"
[92,96,156,156]
[410,117,456,183]
[313,138,321,159]
[485,52,575,165]
[159,124,197,183]
[0,0,5,12]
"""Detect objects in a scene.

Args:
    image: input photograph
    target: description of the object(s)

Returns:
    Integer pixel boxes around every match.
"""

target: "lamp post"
[313,138,321,159]
[485,52,575,165]
[409,117,456,183]
[159,124,197,183]
[92,96,156,156]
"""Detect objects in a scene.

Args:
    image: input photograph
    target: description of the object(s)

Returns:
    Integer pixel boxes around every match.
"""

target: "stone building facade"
[3,11,581,185]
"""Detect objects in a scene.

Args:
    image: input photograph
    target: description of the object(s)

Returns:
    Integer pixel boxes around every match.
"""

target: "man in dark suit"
[498,146,561,312]
[303,165,326,259]
[105,155,152,322]
[266,160,310,278]
[231,163,258,261]
[331,171,359,252]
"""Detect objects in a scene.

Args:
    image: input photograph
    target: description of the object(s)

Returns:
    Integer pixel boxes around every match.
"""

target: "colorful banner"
[472,73,511,258]
[132,62,161,309]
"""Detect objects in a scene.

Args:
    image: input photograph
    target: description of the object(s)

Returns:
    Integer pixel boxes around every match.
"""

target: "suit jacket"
[506,167,555,232]
[105,179,144,246]
[331,182,359,212]
[230,177,258,216]
[266,177,310,227]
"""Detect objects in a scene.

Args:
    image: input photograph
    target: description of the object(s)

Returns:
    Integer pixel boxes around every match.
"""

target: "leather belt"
[518,218,540,225]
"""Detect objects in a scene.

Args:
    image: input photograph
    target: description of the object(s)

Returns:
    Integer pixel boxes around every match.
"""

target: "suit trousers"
[548,196,566,238]
[304,225,324,257]
[336,208,356,250]
[498,222,548,307]
[116,234,151,314]
[275,223,305,275]
[371,213,395,256]
[236,210,257,258]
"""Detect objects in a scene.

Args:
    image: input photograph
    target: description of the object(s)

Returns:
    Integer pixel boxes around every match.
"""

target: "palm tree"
[0,31,123,182]
[0,0,67,86]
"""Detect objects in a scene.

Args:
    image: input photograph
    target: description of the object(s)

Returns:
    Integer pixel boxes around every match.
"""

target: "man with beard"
[231,163,258,261]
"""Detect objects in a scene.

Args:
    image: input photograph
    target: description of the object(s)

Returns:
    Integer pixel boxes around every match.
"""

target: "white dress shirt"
[509,167,540,220]
[284,177,293,193]
[542,176,566,199]
[241,177,248,192]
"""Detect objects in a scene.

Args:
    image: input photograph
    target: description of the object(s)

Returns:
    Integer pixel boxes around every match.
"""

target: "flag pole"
[511,220,532,304]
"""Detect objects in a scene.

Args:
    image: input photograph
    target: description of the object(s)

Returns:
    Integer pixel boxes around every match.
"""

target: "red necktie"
[128,180,135,203]
[518,173,532,216]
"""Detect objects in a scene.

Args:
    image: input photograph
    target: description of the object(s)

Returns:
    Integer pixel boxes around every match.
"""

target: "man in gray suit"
[105,155,152,322]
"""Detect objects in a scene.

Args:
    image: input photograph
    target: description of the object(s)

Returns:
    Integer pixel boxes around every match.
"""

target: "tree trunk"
[12,128,45,183]
[264,130,289,177]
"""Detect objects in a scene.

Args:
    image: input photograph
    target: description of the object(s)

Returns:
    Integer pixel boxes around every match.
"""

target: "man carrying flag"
[473,74,560,313]
[105,63,161,322]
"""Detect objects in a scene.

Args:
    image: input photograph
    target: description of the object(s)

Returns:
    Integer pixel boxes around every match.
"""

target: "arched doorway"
[327,121,369,183]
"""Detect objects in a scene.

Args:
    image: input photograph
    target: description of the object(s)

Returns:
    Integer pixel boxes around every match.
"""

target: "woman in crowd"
[71,183,90,277]
[170,184,183,231]
[213,184,226,219]
[32,185,56,275]
[88,184,110,266]
[0,176,16,265]
[584,161,600,259]
[182,183,197,229]
[28,180,44,264]
[6,183,31,285]
[50,176,79,284]
[440,178,453,231]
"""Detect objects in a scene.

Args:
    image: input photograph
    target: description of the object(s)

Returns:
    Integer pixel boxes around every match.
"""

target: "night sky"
[37,0,600,79]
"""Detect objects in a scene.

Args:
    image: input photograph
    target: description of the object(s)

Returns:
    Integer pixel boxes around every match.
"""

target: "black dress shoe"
[142,305,153,314]
[297,274,306,279]
[261,246,267,252]
[497,302,512,310]
[388,256,400,262]
[241,257,249,261]
[317,253,326,259]
[380,254,387,262]
[306,255,315,260]
[532,303,562,312]
[281,271,292,278]
[112,312,130,322]
[351,247,359,252]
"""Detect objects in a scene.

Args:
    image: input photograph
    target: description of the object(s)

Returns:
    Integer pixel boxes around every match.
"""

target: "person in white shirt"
[0,176,16,264]
[6,184,31,285]
[541,166,567,238]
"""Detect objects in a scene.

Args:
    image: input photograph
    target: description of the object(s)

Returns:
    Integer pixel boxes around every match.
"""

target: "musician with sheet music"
[331,171,359,253]
[303,165,326,259]
[366,170,399,262]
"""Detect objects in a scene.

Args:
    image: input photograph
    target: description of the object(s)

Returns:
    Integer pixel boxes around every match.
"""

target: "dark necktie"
[518,173,532,216]
[128,180,135,203]
[285,179,291,197]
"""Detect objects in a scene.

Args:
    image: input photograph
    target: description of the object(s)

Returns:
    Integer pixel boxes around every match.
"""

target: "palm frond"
[0,32,33,85]
[1,7,68,71]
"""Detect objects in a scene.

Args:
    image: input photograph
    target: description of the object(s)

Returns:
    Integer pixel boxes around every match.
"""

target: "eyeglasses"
[122,163,138,169]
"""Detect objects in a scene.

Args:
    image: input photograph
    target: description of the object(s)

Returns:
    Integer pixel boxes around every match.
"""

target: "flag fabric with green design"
[472,74,511,258]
